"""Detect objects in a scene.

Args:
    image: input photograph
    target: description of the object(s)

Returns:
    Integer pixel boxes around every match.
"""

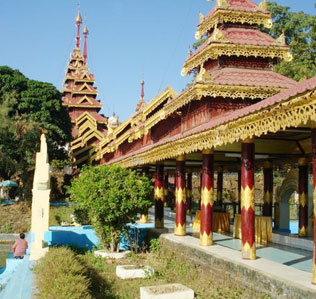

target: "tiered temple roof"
[93,0,302,165]
[62,9,108,166]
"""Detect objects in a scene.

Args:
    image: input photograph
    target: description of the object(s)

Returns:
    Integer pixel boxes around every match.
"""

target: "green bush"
[34,247,91,299]
[68,165,153,251]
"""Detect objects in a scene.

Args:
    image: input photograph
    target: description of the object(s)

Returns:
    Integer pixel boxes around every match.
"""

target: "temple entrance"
[277,169,298,234]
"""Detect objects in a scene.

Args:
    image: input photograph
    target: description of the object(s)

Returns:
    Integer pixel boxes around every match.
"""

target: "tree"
[265,2,316,81]
[68,165,153,251]
[192,2,315,81]
[0,66,72,199]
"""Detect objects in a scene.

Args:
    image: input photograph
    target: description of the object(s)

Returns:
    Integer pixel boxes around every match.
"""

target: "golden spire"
[76,2,82,24]
[83,25,89,35]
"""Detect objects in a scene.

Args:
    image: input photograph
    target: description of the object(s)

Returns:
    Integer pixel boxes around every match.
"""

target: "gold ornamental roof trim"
[96,81,283,159]
[102,89,316,168]
[196,9,272,40]
[182,43,292,76]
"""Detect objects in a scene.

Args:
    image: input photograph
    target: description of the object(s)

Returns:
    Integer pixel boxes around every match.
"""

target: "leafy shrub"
[34,247,91,299]
[68,165,153,251]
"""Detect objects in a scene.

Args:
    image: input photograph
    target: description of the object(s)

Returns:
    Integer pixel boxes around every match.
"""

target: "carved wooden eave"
[95,82,283,160]
[195,9,272,40]
[143,87,177,116]
[182,43,292,76]
[97,87,177,149]
[102,88,316,168]
[164,82,281,116]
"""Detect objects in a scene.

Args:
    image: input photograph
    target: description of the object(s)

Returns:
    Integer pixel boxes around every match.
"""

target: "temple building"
[62,9,108,167]
[67,0,316,284]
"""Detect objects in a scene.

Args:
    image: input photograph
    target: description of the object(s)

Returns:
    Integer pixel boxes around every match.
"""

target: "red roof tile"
[190,28,279,59]
[211,68,296,89]
[108,76,316,164]
[62,95,102,107]
[223,27,275,46]
[69,110,107,123]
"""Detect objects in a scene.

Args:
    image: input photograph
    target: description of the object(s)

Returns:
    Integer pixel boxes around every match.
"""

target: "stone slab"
[140,283,194,299]
[116,265,154,279]
[94,250,130,259]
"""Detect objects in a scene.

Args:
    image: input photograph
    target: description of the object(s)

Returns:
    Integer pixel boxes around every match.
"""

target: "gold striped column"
[241,139,256,260]
[312,125,316,284]
[154,165,164,228]
[200,149,214,246]
[237,170,241,214]
[298,157,308,237]
[186,171,193,215]
[163,172,169,207]
[175,155,186,236]
[217,167,223,208]
[263,161,273,217]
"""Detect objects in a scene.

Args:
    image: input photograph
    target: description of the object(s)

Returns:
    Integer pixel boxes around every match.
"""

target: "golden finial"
[216,0,230,8]
[83,14,88,35]
[76,2,82,24]
[274,30,286,46]
[199,12,205,24]
[257,0,268,11]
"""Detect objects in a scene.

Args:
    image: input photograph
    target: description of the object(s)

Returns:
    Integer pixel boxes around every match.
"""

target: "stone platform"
[160,233,316,298]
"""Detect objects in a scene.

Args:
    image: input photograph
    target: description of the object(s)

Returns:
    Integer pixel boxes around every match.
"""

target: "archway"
[276,169,298,234]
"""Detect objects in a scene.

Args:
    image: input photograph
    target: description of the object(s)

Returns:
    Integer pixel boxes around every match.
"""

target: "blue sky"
[0,0,314,121]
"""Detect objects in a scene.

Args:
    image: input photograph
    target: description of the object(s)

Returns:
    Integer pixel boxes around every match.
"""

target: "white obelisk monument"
[30,134,50,260]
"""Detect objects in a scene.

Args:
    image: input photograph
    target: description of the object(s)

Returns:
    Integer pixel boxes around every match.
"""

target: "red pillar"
[175,155,186,236]
[312,126,316,284]
[164,172,169,207]
[237,170,241,214]
[200,149,214,246]
[298,157,308,237]
[241,139,256,260]
[154,165,164,228]
[217,168,223,207]
[186,171,193,214]
[263,162,273,217]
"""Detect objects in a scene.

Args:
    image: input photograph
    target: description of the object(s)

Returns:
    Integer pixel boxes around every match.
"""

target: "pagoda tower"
[182,0,296,103]
[62,9,108,167]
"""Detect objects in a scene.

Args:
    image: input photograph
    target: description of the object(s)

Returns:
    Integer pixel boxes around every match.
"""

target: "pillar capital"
[263,161,273,169]
[176,154,186,161]
[298,157,308,166]
[242,138,254,144]
[202,148,213,155]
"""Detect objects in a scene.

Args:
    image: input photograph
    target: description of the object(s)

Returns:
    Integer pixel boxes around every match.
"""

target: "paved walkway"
[149,209,314,274]
[0,256,34,299]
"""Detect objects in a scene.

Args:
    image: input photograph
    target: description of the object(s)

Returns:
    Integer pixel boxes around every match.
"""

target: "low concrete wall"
[0,234,18,242]
[160,233,316,299]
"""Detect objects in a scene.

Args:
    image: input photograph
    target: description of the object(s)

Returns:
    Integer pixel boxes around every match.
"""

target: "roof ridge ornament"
[257,0,268,11]
[216,0,230,8]
[199,12,205,24]
[195,66,214,84]
[274,31,286,46]
[209,26,228,43]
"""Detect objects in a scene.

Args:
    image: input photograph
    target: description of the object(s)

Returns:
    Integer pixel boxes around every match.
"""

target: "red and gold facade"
[67,0,316,284]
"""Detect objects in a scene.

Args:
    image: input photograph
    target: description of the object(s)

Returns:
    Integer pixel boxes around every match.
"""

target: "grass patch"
[34,247,91,299]
[0,203,31,233]
[33,240,270,298]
